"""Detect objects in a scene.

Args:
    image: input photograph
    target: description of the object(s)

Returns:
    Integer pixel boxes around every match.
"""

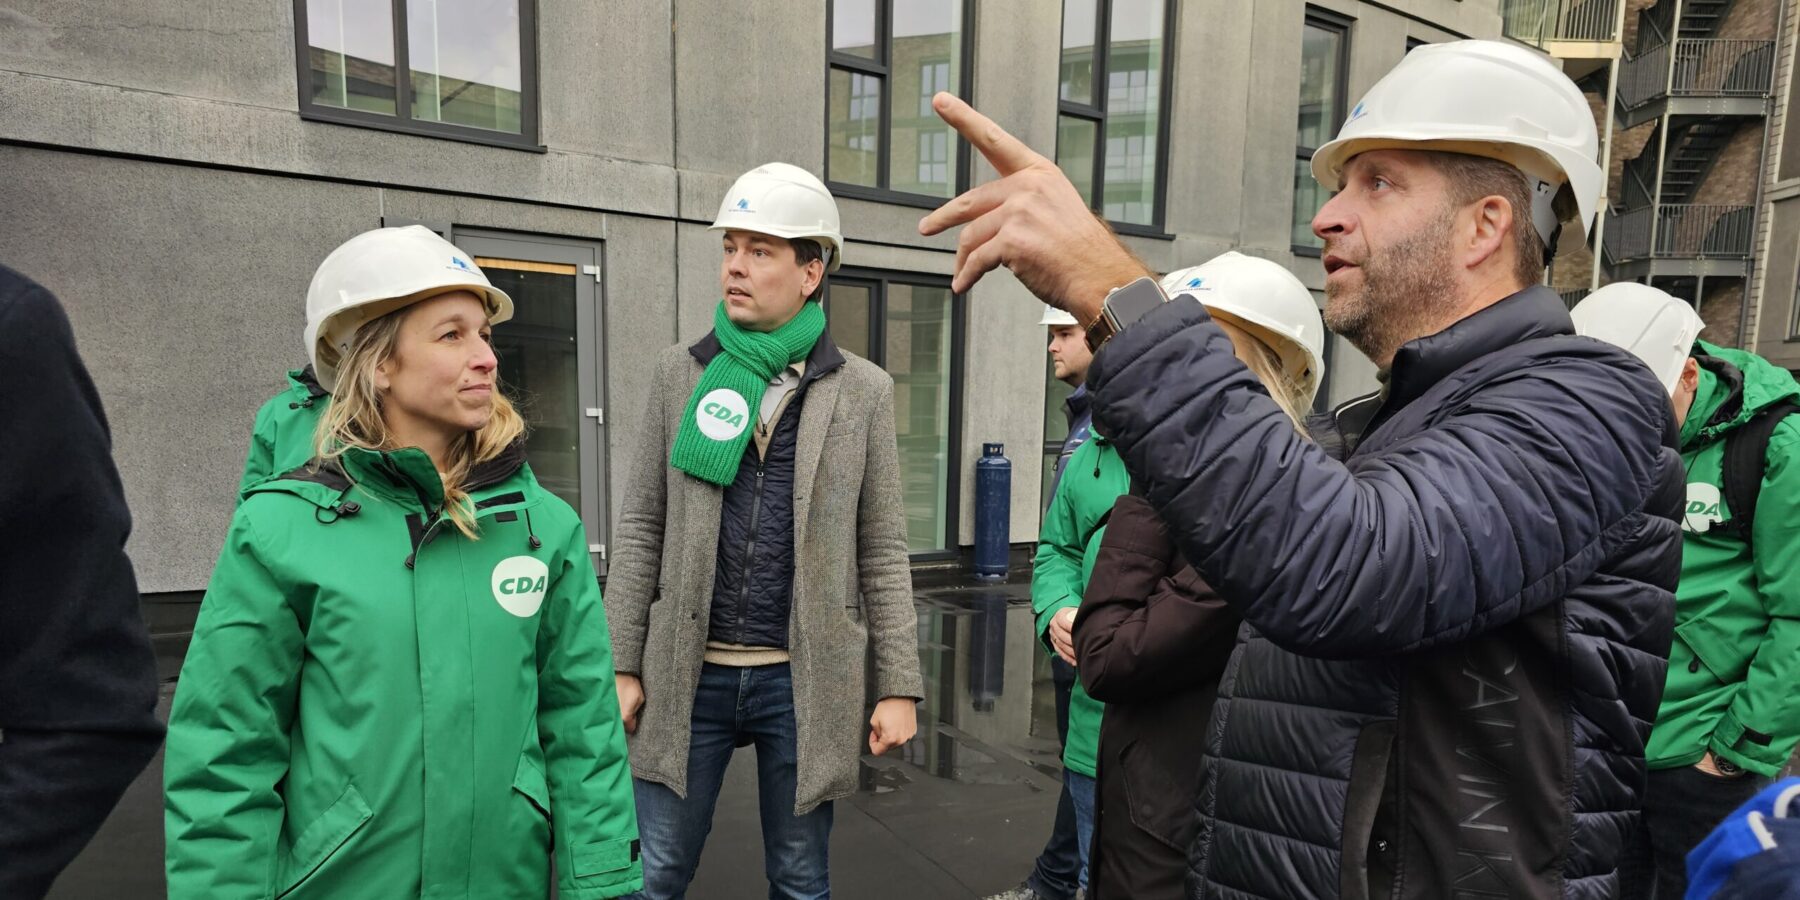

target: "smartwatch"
[1085,276,1168,353]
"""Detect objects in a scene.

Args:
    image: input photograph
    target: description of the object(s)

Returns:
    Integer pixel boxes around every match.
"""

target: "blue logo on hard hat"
[736,198,750,210]
[1349,101,1367,123]
[1187,277,1204,288]
[450,256,475,272]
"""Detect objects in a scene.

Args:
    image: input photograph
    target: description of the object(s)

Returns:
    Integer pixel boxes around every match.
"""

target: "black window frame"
[822,268,968,559]
[1293,9,1352,257]
[1056,0,1179,238]
[824,0,978,210]
[293,0,544,152]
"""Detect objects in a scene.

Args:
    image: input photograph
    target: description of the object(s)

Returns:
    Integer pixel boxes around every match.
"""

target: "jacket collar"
[689,314,847,391]
[339,438,528,510]
[1065,382,1092,425]
[1374,285,1571,430]
[292,364,328,399]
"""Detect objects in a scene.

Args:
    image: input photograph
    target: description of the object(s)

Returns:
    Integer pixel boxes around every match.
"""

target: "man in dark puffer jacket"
[919,40,1683,899]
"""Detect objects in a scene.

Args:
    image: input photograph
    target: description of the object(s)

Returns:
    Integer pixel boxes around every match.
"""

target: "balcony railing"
[1620,39,1776,109]
[1502,0,1619,46]
[1606,204,1754,262]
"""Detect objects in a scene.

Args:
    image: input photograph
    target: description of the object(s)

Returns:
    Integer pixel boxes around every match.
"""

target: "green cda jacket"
[238,365,329,499]
[1033,436,1129,778]
[1646,341,1800,777]
[166,442,642,898]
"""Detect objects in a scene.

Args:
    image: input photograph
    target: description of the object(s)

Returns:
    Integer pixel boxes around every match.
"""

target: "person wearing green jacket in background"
[1574,284,1800,898]
[1031,432,1129,893]
[165,225,642,899]
[237,364,328,499]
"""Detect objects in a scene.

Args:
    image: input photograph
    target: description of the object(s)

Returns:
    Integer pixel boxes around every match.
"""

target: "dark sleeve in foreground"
[1088,298,1668,660]
[1074,493,1237,702]
[0,265,164,899]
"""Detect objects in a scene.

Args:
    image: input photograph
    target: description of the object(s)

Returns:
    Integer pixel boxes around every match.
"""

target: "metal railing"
[1558,288,1592,309]
[1606,204,1754,261]
[1502,0,1619,45]
[1622,157,1658,210]
[1620,39,1776,108]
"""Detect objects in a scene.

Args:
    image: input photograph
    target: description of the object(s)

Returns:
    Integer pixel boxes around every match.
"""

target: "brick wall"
[1691,121,1769,208]
[1700,278,1746,345]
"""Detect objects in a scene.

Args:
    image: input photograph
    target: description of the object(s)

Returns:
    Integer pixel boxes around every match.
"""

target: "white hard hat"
[1039,305,1080,326]
[1311,40,1603,246]
[1161,253,1327,405]
[1570,282,1704,396]
[303,226,514,392]
[709,162,845,273]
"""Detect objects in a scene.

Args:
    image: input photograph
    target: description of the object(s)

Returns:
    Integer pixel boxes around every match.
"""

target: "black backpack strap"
[1718,399,1800,545]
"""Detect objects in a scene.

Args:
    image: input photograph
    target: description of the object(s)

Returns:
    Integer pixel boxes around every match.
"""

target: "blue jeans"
[627,663,833,900]
[1066,770,1096,891]
[1027,657,1082,900]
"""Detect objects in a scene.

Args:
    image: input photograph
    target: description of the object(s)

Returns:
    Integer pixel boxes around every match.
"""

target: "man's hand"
[868,697,918,756]
[1047,607,1078,667]
[919,92,1150,318]
[616,673,645,735]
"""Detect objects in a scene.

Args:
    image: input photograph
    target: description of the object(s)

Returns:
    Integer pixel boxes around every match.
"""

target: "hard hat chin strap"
[1528,177,1561,249]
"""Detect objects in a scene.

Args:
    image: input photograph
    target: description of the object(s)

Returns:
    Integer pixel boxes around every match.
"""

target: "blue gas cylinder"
[974,443,1011,580]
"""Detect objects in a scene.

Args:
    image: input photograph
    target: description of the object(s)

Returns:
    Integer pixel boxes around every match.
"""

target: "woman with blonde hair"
[1072,252,1326,899]
[164,226,641,899]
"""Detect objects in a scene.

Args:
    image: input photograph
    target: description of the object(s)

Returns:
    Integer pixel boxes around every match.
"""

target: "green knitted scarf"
[671,301,825,485]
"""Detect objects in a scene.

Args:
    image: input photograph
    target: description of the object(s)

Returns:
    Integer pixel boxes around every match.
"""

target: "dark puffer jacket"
[1086,286,1684,899]
[701,330,844,649]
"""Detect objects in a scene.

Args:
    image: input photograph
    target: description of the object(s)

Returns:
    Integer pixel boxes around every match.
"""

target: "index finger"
[931,92,1046,177]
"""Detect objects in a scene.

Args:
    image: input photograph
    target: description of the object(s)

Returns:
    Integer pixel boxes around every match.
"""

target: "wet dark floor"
[47,570,1068,899]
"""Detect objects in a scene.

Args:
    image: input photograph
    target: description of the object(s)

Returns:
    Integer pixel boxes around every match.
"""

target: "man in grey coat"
[606,162,923,899]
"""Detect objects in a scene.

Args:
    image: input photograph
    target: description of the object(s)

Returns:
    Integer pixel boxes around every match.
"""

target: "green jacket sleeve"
[236,400,278,503]
[1032,444,1090,648]
[1714,428,1800,775]
[537,529,644,899]
[164,511,302,898]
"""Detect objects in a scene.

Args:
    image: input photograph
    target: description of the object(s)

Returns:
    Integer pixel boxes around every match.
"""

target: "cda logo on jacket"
[697,388,750,441]
[492,555,550,617]
[1684,482,1725,534]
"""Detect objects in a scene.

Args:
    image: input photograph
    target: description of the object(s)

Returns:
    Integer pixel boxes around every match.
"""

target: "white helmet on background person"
[1039,305,1080,327]
[1162,252,1328,405]
[303,225,514,392]
[709,162,845,272]
[1570,282,1705,395]
[1310,40,1603,247]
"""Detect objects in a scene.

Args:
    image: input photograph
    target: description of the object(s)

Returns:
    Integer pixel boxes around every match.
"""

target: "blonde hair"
[1215,318,1312,436]
[313,304,525,539]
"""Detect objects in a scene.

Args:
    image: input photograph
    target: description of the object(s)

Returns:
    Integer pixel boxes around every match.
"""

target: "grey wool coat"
[605,334,924,815]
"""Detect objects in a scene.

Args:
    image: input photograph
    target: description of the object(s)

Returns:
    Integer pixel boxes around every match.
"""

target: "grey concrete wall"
[0,0,1515,588]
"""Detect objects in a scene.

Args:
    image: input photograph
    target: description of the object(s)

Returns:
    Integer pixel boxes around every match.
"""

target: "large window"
[828,0,973,205]
[1056,0,1175,232]
[296,0,540,149]
[1294,12,1350,252]
[824,272,965,553]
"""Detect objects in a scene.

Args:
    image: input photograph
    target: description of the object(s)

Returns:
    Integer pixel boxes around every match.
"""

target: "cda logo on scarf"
[697,388,751,441]
[492,555,550,617]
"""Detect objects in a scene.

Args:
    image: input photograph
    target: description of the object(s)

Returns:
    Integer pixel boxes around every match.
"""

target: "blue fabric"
[1089,286,1684,898]
[1048,385,1094,500]
[1067,770,1097,893]
[1026,658,1082,900]
[1687,777,1800,900]
[627,664,833,900]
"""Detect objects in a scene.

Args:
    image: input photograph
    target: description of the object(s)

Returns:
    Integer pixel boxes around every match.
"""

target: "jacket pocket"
[514,753,552,821]
[1117,738,1198,852]
[1339,720,1397,900]
[1676,615,1754,685]
[277,782,372,898]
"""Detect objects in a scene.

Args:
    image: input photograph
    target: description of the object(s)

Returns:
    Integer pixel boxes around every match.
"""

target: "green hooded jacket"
[166,442,642,898]
[238,366,329,500]
[1645,341,1800,777]
[1032,436,1129,778]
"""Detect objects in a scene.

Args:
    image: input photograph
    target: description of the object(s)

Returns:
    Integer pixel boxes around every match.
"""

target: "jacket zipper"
[388,455,446,569]
[734,463,768,643]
